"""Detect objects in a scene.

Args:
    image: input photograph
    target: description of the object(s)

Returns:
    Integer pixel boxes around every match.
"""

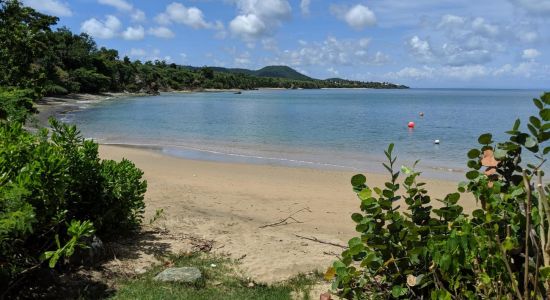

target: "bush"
[70,68,110,93]
[43,83,69,96]
[0,119,147,289]
[0,87,36,122]
[328,92,550,299]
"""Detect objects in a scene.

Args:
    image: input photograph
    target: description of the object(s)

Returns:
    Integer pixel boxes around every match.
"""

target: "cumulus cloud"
[268,36,388,68]
[229,14,267,40]
[122,25,145,40]
[522,48,541,60]
[156,2,218,30]
[131,10,146,22]
[408,36,433,61]
[344,4,376,30]
[22,0,72,17]
[509,0,550,14]
[128,48,171,62]
[97,0,146,23]
[300,0,311,15]
[148,27,175,39]
[229,0,292,40]
[81,15,121,39]
[408,15,509,67]
[98,0,132,11]
[386,65,490,81]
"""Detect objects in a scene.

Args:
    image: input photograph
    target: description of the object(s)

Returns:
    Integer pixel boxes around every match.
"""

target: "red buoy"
[408,121,415,128]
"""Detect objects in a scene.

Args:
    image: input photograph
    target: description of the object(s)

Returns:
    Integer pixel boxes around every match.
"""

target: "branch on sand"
[294,234,347,249]
[259,207,312,228]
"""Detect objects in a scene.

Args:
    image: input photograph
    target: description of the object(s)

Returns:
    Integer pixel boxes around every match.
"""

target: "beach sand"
[99,145,478,284]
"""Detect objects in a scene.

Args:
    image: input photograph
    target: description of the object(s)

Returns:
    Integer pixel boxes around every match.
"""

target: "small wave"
[102,141,360,170]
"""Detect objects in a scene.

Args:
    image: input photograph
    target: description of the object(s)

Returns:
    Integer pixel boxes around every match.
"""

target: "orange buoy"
[408,121,415,128]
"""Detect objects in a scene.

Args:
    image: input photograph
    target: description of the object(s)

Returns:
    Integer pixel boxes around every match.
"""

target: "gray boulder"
[154,267,202,283]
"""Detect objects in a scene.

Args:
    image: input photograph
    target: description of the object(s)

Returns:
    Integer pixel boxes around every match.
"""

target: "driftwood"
[294,234,347,249]
[259,207,312,228]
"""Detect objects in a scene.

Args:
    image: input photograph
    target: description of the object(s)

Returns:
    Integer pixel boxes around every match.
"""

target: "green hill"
[254,66,312,81]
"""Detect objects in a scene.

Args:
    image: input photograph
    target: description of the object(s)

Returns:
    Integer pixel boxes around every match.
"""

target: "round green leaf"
[351,174,366,186]
[466,170,480,180]
[477,133,493,145]
[467,149,481,159]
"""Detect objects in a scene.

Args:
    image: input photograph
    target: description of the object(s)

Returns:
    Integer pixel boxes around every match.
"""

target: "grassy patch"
[111,253,319,300]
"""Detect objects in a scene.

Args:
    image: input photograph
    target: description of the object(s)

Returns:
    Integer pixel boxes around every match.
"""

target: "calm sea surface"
[63,89,545,180]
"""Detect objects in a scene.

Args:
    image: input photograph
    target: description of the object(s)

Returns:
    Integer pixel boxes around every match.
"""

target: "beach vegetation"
[0,118,147,295]
[328,92,550,299]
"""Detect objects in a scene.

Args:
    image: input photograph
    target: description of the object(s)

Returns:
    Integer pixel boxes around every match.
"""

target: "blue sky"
[21,0,550,88]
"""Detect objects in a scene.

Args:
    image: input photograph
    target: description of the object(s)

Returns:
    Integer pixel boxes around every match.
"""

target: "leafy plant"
[1,117,147,292]
[328,92,550,299]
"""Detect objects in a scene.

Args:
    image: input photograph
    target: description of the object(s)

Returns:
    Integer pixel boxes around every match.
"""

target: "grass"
[111,253,320,300]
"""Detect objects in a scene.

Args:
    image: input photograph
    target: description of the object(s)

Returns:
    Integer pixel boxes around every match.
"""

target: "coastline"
[33,92,146,126]
[98,144,477,283]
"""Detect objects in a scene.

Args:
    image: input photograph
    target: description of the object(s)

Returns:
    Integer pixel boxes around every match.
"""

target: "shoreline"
[98,144,477,284]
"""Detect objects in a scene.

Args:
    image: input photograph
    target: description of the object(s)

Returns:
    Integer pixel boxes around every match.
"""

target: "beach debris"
[247,282,255,288]
[259,207,311,228]
[419,112,424,117]
[185,236,215,252]
[154,267,202,283]
[434,139,440,144]
[210,263,217,268]
[408,121,415,128]
[294,234,347,249]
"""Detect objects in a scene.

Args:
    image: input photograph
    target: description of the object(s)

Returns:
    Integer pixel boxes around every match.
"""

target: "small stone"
[154,267,202,283]
[210,264,217,268]
[247,282,255,288]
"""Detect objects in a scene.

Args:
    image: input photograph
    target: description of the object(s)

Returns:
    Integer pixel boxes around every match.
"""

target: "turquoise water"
[63,89,545,179]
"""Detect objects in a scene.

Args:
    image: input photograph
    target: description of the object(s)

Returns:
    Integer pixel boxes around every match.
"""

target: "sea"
[61,88,546,180]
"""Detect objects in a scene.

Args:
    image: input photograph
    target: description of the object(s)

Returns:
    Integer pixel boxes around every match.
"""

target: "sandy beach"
[98,144,477,284]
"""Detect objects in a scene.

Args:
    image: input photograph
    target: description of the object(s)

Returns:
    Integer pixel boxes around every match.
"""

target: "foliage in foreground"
[329,92,550,299]
[113,253,318,300]
[0,118,147,291]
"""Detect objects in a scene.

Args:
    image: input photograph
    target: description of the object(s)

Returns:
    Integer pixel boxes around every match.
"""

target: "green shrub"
[329,92,550,299]
[0,87,36,122]
[70,68,110,93]
[43,83,69,96]
[0,118,147,289]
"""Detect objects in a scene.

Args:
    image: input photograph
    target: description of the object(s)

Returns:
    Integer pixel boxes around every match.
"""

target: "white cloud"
[386,65,489,81]
[22,0,72,17]
[300,0,311,15]
[122,25,145,40]
[437,14,465,29]
[344,4,376,30]
[97,0,146,23]
[131,10,146,22]
[269,36,387,67]
[127,48,171,62]
[509,0,550,14]
[408,36,433,61]
[229,0,291,40]
[148,27,175,39]
[156,2,218,29]
[229,14,267,40]
[518,31,538,43]
[129,48,146,57]
[80,15,121,39]
[522,48,541,60]
[98,0,132,11]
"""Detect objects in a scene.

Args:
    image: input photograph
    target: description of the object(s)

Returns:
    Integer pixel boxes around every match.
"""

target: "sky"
[21,0,550,88]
